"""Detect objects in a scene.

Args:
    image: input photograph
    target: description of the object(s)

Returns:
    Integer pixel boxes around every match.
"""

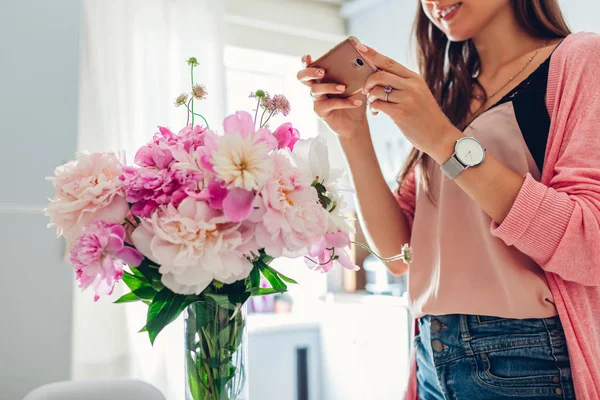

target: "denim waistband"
[418,314,566,365]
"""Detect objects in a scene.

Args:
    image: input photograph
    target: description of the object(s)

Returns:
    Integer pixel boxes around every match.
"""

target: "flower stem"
[124,218,136,229]
[184,104,210,129]
[304,247,336,266]
[350,241,407,262]
[259,107,268,127]
[190,64,195,126]
[254,99,260,130]
[186,98,193,126]
[261,110,276,129]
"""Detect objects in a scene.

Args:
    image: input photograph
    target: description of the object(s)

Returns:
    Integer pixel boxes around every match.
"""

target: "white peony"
[131,197,252,295]
[291,137,355,234]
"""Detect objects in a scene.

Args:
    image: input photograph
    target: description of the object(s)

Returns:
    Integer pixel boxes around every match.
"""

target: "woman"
[298,1,600,399]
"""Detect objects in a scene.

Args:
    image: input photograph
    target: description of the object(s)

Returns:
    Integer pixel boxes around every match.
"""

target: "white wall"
[0,0,81,398]
[559,0,600,32]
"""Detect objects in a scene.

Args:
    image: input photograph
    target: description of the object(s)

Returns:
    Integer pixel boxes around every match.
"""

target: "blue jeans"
[415,314,575,400]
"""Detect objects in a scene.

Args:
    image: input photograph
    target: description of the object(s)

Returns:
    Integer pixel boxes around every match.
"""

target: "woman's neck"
[473,6,543,77]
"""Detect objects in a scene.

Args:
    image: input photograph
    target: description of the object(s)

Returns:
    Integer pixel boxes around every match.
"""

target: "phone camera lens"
[356,58,364,66]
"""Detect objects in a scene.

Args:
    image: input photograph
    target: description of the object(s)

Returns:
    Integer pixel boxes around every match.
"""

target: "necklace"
[475,42,548,102]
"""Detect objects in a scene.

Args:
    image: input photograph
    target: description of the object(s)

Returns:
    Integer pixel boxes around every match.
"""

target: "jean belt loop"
[459,315,472,342]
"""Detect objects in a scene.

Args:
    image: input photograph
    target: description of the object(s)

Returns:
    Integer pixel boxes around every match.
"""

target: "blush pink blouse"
[397,32,600,400]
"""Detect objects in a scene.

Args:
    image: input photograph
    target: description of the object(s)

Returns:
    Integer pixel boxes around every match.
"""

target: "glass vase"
[184,300,248,400]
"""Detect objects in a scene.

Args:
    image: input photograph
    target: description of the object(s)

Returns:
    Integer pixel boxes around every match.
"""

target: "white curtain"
[74,1,225,398]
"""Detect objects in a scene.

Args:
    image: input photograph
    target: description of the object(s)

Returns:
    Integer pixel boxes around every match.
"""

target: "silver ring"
[384,85,393,102]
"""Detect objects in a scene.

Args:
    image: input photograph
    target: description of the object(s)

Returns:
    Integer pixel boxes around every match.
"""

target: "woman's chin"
[445,30,476,43]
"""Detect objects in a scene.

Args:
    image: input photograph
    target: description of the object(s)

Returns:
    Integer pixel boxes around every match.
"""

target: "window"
[224,46,327,310]
[224,46,318,138]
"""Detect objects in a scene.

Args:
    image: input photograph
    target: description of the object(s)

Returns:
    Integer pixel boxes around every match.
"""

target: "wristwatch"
[440,136,486,180]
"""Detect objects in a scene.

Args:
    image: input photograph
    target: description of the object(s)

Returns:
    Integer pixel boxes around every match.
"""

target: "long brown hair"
[397,0,570,200]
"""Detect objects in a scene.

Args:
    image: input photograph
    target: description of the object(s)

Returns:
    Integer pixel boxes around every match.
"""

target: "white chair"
[23,378,166,400]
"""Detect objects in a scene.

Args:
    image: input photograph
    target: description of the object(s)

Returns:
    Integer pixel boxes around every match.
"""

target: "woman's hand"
[356,44,464,163]
[297,55,368,141]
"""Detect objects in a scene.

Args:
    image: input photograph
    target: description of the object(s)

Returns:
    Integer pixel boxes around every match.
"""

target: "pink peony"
[121,164,205,217]
[70,221,143,301]
[131,197,253,295]
[134,125,206,169]
[273,123,301,151]
[176,124,207,152]
[45,152,130,246]
[252,154,329,257]
[134,127,177,168]
[305,230,359,273]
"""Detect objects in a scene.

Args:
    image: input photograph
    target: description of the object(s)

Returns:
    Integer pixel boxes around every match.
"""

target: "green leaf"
[121,272,158,301]
[271,268,298,284]
[257,261,287,292]
[146,288,187,345]
[122,271,147,292]
[187,354,201,398]
[228,291,250,306]
[114,292,141,304]
[248,265,261,290]
[218,326,231,345]
[139,325,147,333]
[215,365,237,388]
[133,286,158,300]
[250,287,282,296]
[129,266,148,281]
[204,293,229,303]
[136,259,162,284]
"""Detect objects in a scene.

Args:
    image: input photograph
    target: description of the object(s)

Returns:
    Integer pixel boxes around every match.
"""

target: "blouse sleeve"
[393,168,416,231]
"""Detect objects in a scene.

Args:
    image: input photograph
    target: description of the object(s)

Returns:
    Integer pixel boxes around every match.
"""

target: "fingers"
[314,97,363,116]
[311,83,346,97]
[367,85,400,105]
[297,67,325,86]
[368,99,394,115]
[355,43,415,78]
[298,54,325,87]
[363,70,407,94]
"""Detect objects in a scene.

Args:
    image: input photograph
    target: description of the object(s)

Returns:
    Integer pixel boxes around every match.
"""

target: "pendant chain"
[475,42,548,101]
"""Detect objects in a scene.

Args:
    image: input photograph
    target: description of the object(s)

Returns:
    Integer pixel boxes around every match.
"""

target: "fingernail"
[356,43,368,52]
[353,100,363,106]
[302,55,307,62]
[316,69,325,76]
[336,85,345,91]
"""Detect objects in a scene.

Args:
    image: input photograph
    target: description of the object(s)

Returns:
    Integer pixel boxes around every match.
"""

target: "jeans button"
[555,387,563,396]
[552,376,560,384]
[431,339,444,353]
[430,319,442,333]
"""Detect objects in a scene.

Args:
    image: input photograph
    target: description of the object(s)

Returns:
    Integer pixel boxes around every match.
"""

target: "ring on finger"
[384,85,393,102]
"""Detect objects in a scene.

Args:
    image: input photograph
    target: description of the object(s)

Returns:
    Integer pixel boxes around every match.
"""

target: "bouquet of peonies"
[45,57,412,400]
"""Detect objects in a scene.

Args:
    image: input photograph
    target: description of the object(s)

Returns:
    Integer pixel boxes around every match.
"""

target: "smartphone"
[308,36,378,99]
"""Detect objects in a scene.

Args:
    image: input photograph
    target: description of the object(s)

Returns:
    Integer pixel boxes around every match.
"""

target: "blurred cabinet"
[320,294,411,400]
[248,294,412,400]
[248,315,321,400]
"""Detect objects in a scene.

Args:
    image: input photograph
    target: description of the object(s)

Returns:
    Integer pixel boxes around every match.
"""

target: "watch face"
[455,137,485,167]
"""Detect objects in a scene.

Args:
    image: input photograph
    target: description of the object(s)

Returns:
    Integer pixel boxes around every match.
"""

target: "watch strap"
[440,155,465,180]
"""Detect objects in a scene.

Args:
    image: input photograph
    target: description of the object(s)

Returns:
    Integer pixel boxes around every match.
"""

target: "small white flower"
[401,243,413,265]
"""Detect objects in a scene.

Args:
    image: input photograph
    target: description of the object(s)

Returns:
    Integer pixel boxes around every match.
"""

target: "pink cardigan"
[401,32,600,400]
